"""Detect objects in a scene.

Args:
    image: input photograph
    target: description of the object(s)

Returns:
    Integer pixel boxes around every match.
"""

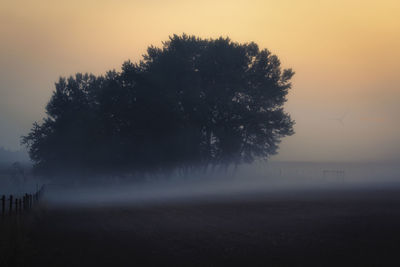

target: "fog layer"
[37,161,400,207]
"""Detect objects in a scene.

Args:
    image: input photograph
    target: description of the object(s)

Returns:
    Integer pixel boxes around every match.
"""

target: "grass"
[3,187,400,266]
[0,204,47,267]
[0,216,31,267]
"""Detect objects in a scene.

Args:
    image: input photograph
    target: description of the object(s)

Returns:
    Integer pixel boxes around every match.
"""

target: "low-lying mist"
[36,161,400,207]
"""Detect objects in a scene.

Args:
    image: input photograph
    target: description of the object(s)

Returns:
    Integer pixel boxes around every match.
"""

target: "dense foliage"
[22,34,295,175]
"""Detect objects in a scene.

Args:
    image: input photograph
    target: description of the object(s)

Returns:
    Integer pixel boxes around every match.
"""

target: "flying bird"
[328,112,348,126]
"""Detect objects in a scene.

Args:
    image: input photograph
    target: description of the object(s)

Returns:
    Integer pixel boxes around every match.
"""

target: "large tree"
[22,34,295,176]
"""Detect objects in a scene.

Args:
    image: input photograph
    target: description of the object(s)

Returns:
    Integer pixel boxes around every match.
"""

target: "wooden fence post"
[23,195,26,211]
[26,193,30,210]
[9,195,13,215]
[0,186,46,217]
[1,195,5,216]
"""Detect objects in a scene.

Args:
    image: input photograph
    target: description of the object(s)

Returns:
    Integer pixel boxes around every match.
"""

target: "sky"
[0,0,399,162]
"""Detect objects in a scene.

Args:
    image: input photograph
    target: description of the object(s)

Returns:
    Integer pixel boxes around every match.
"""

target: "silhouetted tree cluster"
[22,34,294,176]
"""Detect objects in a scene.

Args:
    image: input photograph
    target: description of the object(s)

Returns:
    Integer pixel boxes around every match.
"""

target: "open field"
[4,185,399,266]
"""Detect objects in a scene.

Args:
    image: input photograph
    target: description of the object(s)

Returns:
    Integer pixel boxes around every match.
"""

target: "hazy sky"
[1,0,399,162]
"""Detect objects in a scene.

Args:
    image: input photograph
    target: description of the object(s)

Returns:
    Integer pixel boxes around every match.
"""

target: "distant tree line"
[22,34,294,176]
[0,147,29,163]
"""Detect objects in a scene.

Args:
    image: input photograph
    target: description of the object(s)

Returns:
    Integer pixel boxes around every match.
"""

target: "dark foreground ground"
[4,186,400,266]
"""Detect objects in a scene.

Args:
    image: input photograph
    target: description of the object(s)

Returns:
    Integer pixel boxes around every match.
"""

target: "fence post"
[9,195,13,215]
[1,195,5,216]
[26,193,30,210]
[1,187,46,217]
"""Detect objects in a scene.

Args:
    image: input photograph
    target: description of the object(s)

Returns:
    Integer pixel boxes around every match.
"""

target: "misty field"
[2,185,400,266]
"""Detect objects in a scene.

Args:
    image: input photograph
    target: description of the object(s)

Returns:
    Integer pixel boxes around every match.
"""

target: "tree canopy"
[22,34,295,176]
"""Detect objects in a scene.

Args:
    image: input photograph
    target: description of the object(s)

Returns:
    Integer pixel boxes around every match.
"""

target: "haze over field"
[2,3,400,267]
[1,0,399,163]
[39,161,400,207]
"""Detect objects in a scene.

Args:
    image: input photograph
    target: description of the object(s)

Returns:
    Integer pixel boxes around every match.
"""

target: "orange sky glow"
[1,0,399,162]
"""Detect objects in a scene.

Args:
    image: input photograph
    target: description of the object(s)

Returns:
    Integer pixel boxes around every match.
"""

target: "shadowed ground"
[20,187,400,266]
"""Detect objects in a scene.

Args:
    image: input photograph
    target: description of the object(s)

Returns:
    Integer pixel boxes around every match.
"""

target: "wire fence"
[1,185,45,217]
